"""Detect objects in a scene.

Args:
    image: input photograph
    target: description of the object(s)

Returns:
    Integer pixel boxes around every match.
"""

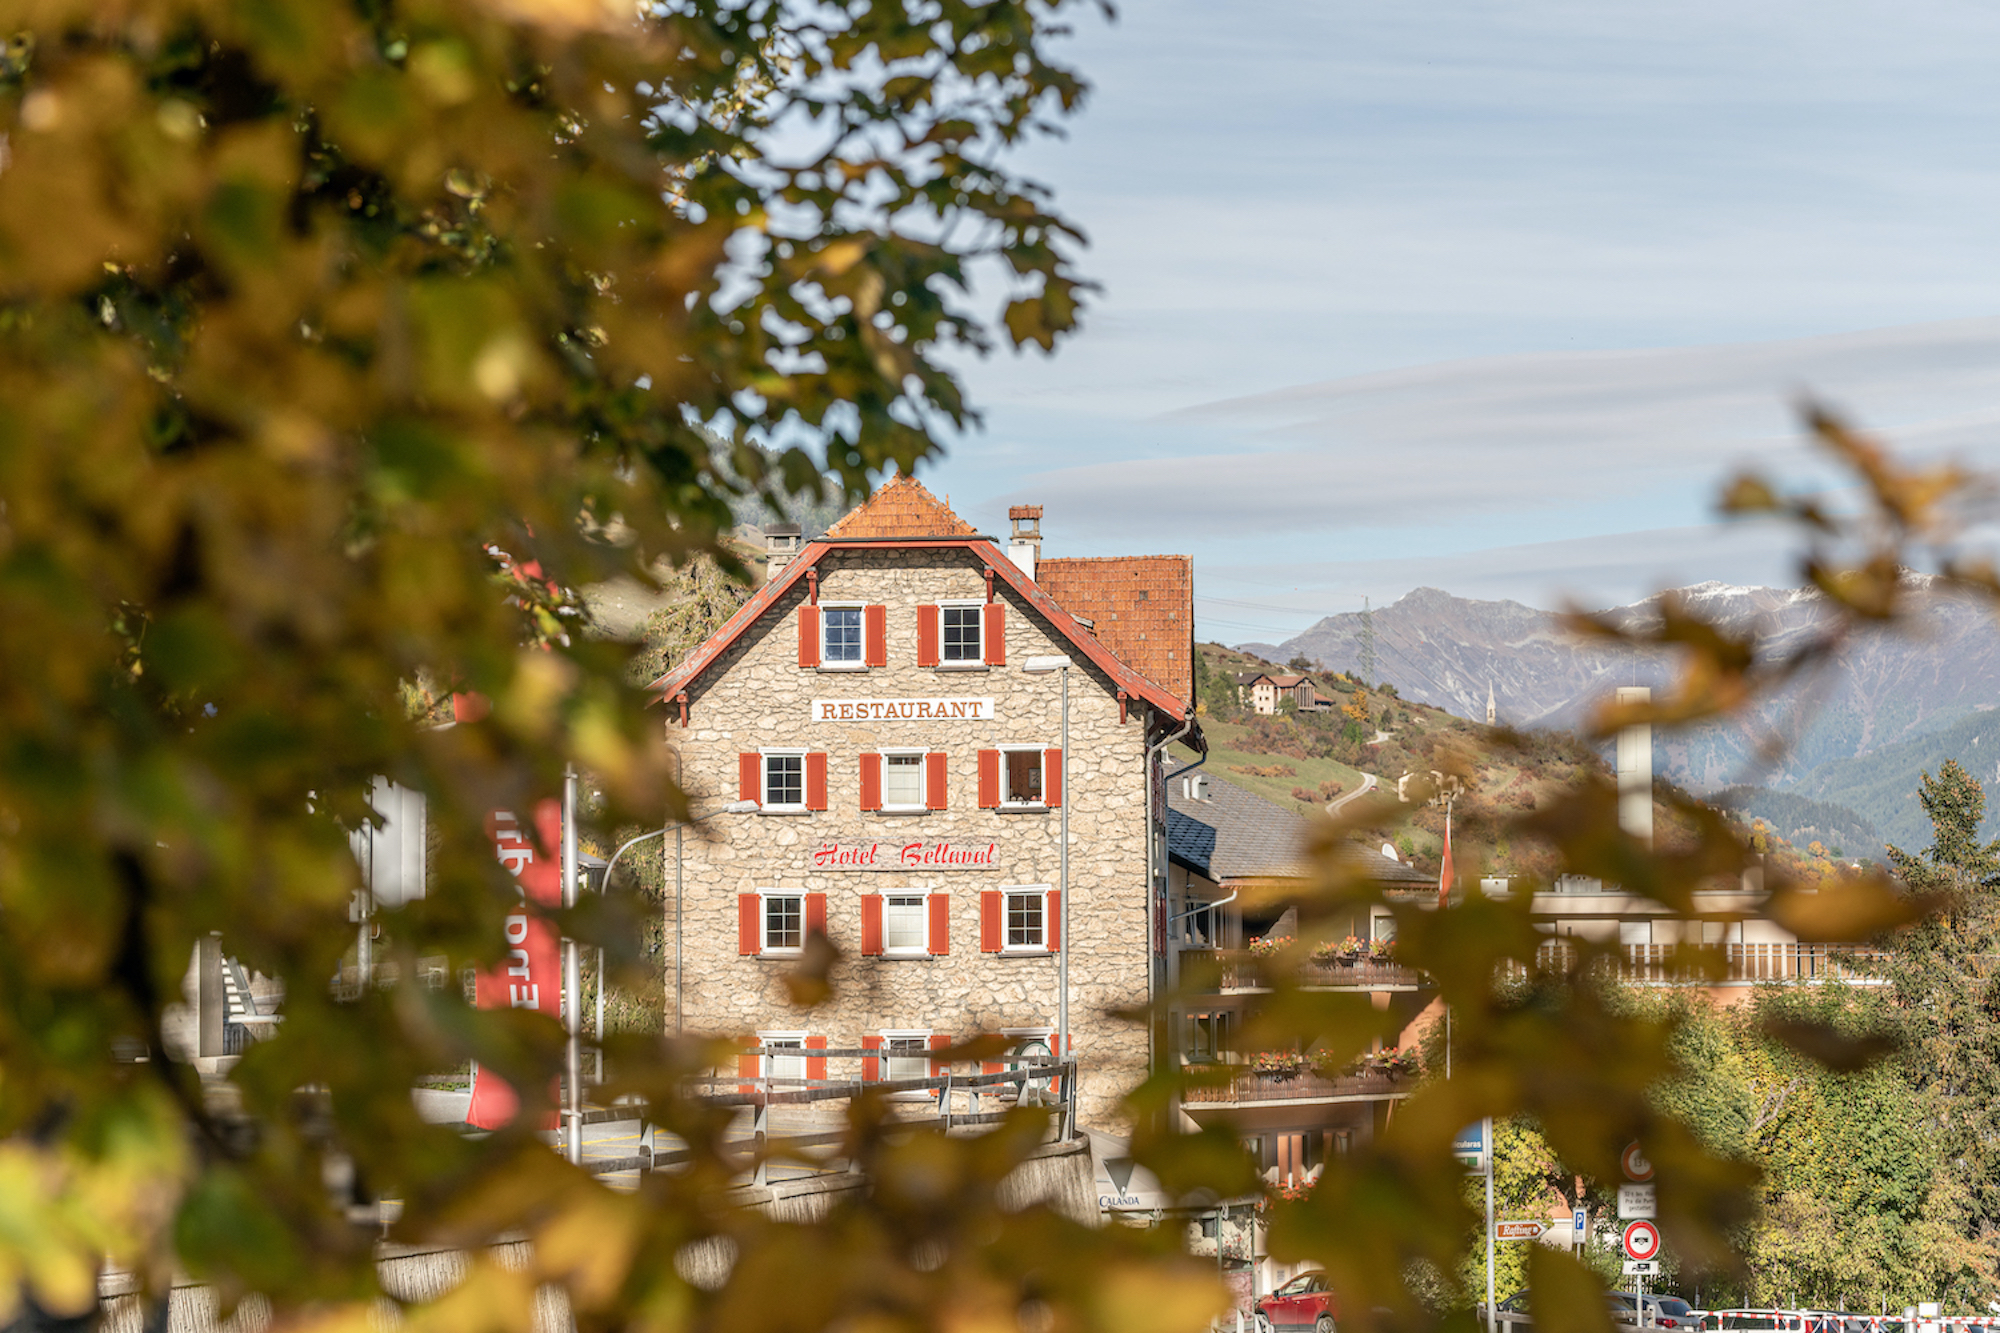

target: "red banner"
[466,800,563,1129]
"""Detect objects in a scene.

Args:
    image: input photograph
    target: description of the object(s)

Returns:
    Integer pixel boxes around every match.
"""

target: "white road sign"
[1618,1183,1657,1219]
[1623,1260,1660,1276]
[1622,1219,1661,1262]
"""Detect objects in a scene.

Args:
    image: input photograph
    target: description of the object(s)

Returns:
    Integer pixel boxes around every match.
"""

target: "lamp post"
[1023,655,1071,1068]
[596,801,756,1043]
[562,767,582,1165]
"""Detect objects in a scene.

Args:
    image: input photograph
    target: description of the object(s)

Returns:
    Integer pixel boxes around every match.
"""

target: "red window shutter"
[861,894,883,956]
[925,752,947,810]
[929,1032,951,1076]
[977,750,1000,808]
[738,894,760,955]
[980,891,1001,952]
[738,1049,758,1094]
[916,605,940,667]
[806,1035,827,1082]
[739,752,761,805]
[983,602,1006,665]
[928,892,950,955]
[1047,891,1061,952]
[1044,749,1062,808]
[806,892,827,938]
[859,752,882,811]
[862,1034,883,1082]
[805,751,828,811]
[865,604,887,667]
[798,605,820,668]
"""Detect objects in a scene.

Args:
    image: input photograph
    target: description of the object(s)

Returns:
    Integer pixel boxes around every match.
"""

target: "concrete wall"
[671,547,1157,1128]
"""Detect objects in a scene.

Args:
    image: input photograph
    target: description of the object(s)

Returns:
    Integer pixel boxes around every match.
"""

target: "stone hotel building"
[652,478,1199,1125]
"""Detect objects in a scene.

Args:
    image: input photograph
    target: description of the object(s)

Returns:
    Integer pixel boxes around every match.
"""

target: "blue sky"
[911,0,2000,646]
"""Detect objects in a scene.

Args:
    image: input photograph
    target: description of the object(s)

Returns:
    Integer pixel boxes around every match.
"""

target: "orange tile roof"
[824,475,979,539]
[1036,555,1194,707]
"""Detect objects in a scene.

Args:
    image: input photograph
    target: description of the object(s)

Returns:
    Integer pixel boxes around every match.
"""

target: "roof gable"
[1036,555,1194,708]
[824,475,978,539]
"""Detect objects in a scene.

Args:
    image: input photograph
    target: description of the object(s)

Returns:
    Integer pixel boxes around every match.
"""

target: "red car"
[1256,1270,1338,1333]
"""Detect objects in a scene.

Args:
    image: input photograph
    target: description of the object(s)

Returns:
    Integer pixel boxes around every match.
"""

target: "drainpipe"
[1145,709,1197,1127]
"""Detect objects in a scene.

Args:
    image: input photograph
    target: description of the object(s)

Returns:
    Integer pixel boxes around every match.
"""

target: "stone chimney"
[1007,505,1042,579]
[763,523,801,585]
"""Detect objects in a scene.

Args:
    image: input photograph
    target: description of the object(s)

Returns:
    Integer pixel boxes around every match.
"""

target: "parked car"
[1612,1293,1700,1328]
[1256,1269,1338,1333]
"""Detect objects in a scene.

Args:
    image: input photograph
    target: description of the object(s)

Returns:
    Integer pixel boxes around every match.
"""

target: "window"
[1003,748,1044,805]
[883,752,924,809]
[763,751,804,809]
[760,1032,805,1082]
[821,605,863,666]
[884,894,927,953]
[941,603,982,662]
[1186,1010,1233,1062]
[1005,889,1045,950]
[883,1032,930,1082]
[762,893,803,952]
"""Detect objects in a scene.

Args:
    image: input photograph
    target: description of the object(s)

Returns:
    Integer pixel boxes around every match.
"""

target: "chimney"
[763,523,801,585]
[1615,685,1653,846]
[1007,505,1042,579]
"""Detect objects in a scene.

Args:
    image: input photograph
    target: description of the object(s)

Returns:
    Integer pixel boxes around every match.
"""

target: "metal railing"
[1534,941,1892,985]
[1181,1066,1409,1107]
[1179,949,1428,993]
[573,1048,1081,1186]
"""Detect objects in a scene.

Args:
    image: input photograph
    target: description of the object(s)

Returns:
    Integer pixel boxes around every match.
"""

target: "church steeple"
[1485,680,1496,726]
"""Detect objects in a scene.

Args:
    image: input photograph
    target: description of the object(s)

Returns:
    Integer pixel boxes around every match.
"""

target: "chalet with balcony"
[1236,672,1325,715]
[1166,772,1437,1190]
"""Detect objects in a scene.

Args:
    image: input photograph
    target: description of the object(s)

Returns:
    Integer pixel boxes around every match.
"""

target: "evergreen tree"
[1885,761,2000,1255]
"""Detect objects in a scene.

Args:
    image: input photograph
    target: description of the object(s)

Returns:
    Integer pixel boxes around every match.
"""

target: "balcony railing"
[1179,949,1427,992]
[1181,1067,1409,1107]
[1185,941,1890,993]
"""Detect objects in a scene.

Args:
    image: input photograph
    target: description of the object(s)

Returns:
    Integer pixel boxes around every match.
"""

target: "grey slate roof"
[1166,773,1434,887]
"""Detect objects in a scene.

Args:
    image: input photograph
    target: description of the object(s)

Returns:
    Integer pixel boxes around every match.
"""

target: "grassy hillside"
[1190,643,1859,885]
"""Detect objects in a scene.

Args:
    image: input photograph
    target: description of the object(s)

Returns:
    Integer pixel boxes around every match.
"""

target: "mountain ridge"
[1238,579,2000,794]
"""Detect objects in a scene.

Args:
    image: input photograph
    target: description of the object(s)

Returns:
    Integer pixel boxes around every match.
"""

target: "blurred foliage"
[2,0,1998,1329]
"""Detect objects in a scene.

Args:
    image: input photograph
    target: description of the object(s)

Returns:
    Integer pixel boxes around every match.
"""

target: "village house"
[649,479,1199,1129]
[1235,671,1324,715]
[1165,774,1437,1189]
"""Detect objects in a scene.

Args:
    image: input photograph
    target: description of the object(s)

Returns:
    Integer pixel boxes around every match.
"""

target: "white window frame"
[759,889,805,955]
[937,599,984,664]
[998,744,1050,808]
[880,1028,932,1084]
[881,888,932,956]
[1370,911,1397,943]
[1001,885,1050,953]
[760,748,807,813]
[818,602,867,670]
[880,747,927,813]
[758,1029,807,1083]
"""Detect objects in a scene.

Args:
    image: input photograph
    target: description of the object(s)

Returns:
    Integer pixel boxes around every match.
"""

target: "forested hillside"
[1793,708,2000,853]
[1708,786,1882,860]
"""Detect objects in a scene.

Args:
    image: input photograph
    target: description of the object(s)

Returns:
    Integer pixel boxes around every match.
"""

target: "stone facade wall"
[668,547,1159,1128]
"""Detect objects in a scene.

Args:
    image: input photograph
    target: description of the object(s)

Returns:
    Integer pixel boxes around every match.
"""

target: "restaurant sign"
[812,697,995,723]
[813,840,1001,871]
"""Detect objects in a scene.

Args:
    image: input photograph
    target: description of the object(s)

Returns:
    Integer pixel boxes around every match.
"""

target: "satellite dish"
[1382,842,1399,861]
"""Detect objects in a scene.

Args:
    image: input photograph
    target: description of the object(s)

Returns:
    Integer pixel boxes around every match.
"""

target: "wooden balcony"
[1178,949,1428,993]
[1181,1067,1409,1107]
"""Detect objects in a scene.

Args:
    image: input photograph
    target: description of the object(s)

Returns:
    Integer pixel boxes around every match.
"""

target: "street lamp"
[1022,654,1072,1070]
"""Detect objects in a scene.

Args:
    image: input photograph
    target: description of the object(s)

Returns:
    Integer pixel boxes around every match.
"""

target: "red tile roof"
[1035,555,1194,707]
[824,475,978,539]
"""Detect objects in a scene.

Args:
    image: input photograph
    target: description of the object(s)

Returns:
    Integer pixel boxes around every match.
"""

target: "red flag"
[1438,802,1455,907]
